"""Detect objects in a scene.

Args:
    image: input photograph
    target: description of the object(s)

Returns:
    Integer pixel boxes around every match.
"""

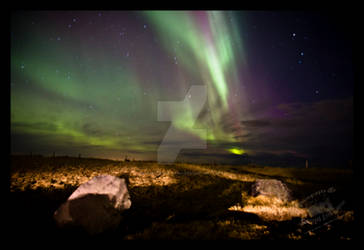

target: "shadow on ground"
[9,173,272,240]
[9,169,354,240]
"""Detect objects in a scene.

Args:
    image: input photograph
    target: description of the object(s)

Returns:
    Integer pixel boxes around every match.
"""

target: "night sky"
[10,11,354,167]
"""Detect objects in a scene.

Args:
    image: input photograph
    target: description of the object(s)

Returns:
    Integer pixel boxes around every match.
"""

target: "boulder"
[251,179,291,202]
[54,175,131,234]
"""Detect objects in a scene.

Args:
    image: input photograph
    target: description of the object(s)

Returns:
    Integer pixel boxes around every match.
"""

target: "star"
[315,90,319,94]
[300,52,304,56]
[68,24,72,28]
[292,33,296,37]
[73,18,77,22]
[143,24,147,29]
[20,64,25,70]
[298,60,302,64]
[57,37,61,41]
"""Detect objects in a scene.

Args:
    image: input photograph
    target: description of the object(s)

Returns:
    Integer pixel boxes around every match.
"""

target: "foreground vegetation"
[9,155,354,240]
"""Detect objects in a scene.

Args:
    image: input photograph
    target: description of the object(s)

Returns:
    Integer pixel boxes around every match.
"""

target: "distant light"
[228,148,245,155]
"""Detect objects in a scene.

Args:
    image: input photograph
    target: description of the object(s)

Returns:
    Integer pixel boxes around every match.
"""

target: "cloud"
[12,121,58,133]
[81,123,109,137]
[237,98,353,165]
[241,120,271,128]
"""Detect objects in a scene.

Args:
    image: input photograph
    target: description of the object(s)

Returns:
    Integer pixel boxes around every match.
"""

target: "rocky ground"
[9,155,354,240]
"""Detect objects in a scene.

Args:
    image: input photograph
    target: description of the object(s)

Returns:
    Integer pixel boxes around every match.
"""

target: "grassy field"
[9,155,354,240]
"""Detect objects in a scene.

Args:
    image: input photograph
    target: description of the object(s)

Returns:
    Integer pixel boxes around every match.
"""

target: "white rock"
[54,175,131,234]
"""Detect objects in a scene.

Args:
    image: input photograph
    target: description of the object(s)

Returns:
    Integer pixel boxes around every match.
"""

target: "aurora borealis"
[11,11,354,166]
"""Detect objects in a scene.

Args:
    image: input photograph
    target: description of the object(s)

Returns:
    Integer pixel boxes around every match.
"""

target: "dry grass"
[10,161,179,191]
[229,194,308,221]
[9,155,354,240]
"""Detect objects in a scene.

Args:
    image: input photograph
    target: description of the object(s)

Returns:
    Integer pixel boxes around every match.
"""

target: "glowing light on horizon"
[228,148,245,155]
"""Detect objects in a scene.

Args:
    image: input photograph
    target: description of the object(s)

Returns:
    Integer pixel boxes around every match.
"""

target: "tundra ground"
[9,155,354,240]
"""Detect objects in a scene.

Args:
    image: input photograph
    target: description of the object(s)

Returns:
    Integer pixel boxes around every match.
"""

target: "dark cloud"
[142,140,162,145]
[178,149,250,164]
[234,133,252,140]
[241,120,271,128]
[238,98,353,166]
[82,123,108,137]
[11,132,95,156]
[12,121,58,132]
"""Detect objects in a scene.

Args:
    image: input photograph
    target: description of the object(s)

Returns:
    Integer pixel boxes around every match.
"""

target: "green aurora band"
[145,11,248,151]
[11,11,249,159]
